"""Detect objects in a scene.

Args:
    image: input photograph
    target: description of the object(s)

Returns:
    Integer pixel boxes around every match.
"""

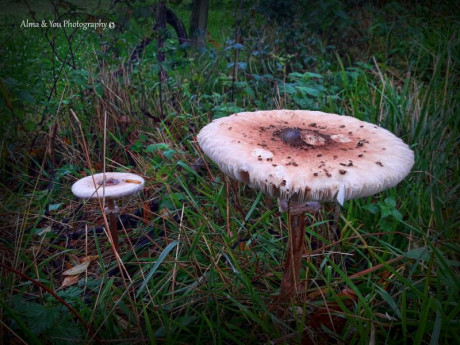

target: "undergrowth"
[0,0,459,344]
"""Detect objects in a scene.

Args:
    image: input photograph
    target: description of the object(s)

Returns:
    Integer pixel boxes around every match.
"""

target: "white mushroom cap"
[71,172,145,199]
[197,110,414,205]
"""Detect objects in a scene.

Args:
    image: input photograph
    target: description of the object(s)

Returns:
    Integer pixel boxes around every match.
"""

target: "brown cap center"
[276,127,331,147]
[278,128,304,146]
[98,178,120,186]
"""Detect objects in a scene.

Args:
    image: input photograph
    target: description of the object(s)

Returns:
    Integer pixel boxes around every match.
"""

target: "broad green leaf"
[296,86,321,97]
[380,205,402,221]
[384,197,397,207]
[146,143,169,152]
[163,149,176,159]
[280,83,296,94]
[362,203,379,214]
[48,203,62,211]
[303,71,323,79]
[288,72,304,79]
[403,247,431,261]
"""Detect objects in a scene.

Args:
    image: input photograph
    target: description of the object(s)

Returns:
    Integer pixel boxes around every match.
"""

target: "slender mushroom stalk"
[106,198,119,250]
[100,177,120,251]
[72,172,145,252]
[278,200,320,296]
[197,110,414,297]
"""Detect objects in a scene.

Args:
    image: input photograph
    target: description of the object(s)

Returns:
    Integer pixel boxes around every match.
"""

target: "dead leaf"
[375,312,397,321]
[69,239,80,246]
[36,226,52,237]
[81,255,99,263]
[62,260,90,276]
[304,288,358,344]
[160,207,173,219]
[61,275,80,288]
[123,179,142,184]
[239,242,249,251]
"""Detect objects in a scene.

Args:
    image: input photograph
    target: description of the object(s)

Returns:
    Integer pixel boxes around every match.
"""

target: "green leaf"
[362,203,379,214]
[48,203,62,211]
[378,216,397,231]
[288,72,304,79]
[376,285,401,318]
[403,247,431,261]
[131,140,143,152]
[303,71,323,79]
[280,83,296,94]
[163,149,176,159]
[69,69,89,86]
[10,298,61,336]
[30,305,60,335]
[296,86,321,97]
[384,197,397,207]
[430,303,442,345]
[243,86,255,98]
[145,143,168,153]
[0,299,42,345]
[237,62,247,70]
[292,95,314,108]
[380,205,402,221]
[49,318,83,345]
[18,90,35,103]
[176,160,200,178]
[136,240,179,297]
[94,83,103,97]
[56,164,76,178]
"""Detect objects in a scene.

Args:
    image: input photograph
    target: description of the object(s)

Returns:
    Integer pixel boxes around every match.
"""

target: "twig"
[45,121,58,216]
[347,255,405,280]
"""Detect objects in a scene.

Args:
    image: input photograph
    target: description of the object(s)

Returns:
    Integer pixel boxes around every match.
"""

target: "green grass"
[0,0,459,344]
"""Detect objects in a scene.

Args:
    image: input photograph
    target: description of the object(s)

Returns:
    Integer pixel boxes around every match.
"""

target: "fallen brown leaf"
[81,255,99,263]
[62,261,90,276]
[61,275,80,288]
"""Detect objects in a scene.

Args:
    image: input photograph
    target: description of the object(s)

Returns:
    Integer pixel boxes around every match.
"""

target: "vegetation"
[0,0,458,344]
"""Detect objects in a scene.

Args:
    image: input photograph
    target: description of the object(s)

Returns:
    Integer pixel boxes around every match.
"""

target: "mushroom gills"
[336,185,346,206]
[238,170,250,184]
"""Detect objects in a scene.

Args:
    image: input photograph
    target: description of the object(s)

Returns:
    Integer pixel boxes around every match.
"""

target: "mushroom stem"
[106,199,119,251]
[278,200,320,297]
[280,212,306,296]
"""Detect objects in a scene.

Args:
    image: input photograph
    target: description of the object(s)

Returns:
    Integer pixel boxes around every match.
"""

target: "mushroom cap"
[71,172,145,199]
[197,110,414,204]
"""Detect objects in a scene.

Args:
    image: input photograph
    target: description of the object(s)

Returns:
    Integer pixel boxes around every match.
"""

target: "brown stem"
[106,199,119,251]
[279,212,306,297]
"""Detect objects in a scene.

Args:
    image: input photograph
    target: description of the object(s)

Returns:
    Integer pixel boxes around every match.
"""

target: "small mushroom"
[71,172,145,251]
[198,110,414,297]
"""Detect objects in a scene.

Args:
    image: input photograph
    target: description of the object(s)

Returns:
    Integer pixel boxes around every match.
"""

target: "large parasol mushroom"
[197,110,414,296]
[71,172,145,251]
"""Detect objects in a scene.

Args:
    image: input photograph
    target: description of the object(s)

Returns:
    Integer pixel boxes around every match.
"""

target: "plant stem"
[107,199,119,251]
